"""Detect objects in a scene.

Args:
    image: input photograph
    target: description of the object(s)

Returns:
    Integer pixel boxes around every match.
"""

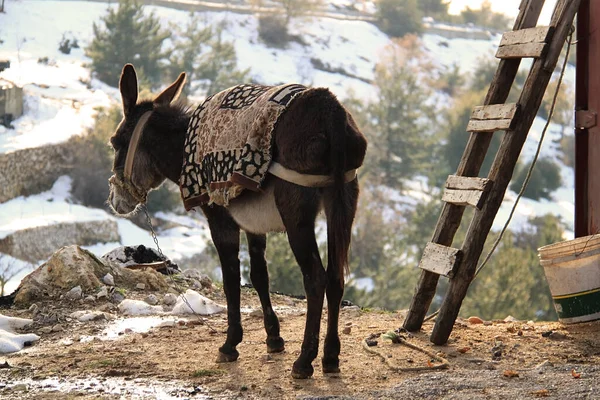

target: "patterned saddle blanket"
[179,83,307,210]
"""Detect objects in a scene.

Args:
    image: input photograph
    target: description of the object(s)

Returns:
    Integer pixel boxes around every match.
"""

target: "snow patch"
[0,314,39,354]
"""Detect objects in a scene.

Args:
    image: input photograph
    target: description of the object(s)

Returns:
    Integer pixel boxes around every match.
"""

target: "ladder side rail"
[430,0,581,345]
[403,0,546,332]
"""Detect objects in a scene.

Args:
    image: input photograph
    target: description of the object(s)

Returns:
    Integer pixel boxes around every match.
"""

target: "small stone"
[65,286,83,300]
[136,283,146,290]
[111,292,125,303]
[12,384,28,392]
[145,294,159,306]
[262,354,273,362]
[52,324,63,332]
[483,321,493,326]
[97,287,109,300]
[39,326,53,334]
[250,309,263,318]
[84,296,95,303]
[342,326,352,335]
[535,360,553,370]
[199,275,212,289]
[163,293,178,306]
[103,273,115,286]
[29,304,39,316]
[467,316,484,324]
[504,315,518,323]
[549,331,567,340]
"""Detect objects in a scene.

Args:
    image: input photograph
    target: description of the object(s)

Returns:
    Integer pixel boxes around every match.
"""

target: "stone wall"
[0,220,120,263]
[0,142,76,203]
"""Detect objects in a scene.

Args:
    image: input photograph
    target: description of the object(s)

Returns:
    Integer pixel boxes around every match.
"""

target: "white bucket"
[538,235,600,324]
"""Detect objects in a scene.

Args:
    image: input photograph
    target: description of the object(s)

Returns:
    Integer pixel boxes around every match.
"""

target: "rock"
[13,245,172,307]
[70,311,106,322]
[28,304,39,317]
[163,293,178,306]
[249,309,263,318]
[342,326,352,335]
[504,315,518,322]
[467,316,484,324]
[535,360,553,370]
[145,294,159,306]
[103,273,115,286]
[483,320,493,326]
[182,269,203,280]
[38,326,53,334]
[111,292,125,304]
[342,305,361,318]
[199,275,212,289]
[136,283,146,290]
[549,331,567,340]
[97,287,109,300]
[51,324,63,332]
[65,286,82,300]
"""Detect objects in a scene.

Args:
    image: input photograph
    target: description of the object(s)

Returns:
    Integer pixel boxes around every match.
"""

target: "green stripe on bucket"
[552,288,600,320]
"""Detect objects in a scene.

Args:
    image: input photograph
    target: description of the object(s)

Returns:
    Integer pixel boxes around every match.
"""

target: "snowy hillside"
[0,0,576,292]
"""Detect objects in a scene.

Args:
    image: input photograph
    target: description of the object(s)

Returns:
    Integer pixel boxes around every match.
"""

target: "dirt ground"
[1,286,600,399]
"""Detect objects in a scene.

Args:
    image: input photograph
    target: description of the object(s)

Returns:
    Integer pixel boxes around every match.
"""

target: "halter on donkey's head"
[109,64,186,206]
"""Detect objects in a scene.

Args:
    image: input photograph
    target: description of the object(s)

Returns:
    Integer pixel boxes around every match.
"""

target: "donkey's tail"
[324,92,360,284]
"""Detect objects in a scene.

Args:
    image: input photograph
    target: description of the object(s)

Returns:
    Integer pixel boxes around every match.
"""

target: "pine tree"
[365,36,438,188]
[86,0,169,88]
[169,18,250,97]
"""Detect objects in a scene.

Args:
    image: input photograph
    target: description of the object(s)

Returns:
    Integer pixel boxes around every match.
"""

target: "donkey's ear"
[119,64,138,116]
[154,72,187,106]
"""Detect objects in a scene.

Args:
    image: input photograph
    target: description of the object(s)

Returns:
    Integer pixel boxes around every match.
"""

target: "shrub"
[258,15,289,48]
[375,0,423,38]
[69,106,120,208]
[510,158,562,201]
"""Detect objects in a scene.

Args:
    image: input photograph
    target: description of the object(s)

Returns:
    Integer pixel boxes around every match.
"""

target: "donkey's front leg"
[275,182,326,379]
[203,205,243,363]
[247,233,285,353]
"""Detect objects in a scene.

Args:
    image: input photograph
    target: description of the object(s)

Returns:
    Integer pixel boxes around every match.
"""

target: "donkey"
[108,64,367,379]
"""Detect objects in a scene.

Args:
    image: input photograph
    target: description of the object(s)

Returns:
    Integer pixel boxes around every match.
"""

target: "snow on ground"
[0,314,39,354]
[0,176,210,289]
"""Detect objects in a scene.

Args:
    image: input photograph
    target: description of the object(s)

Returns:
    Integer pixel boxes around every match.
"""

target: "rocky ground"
[1,247,599,399]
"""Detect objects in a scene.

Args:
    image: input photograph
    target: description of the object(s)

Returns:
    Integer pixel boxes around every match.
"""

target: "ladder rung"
[496,26,552,59]
[418,242,462,278]
[442,175,492,209]
[496,43,547,59]
[467,103,518,132]
[471,103,518,120]
[466,118,513,132]
[499,26,553,46]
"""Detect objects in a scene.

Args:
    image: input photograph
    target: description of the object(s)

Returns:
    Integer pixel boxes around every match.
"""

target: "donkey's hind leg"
[275,180,327,379]
[247,232,285,353]
[202,205,243,363]
[322,179,359,374]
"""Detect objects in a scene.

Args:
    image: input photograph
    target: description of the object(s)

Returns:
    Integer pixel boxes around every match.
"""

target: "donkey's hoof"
[266,337,285,353]
[291,362,314,379]
[322,357,340,374]
[216,350,239,363]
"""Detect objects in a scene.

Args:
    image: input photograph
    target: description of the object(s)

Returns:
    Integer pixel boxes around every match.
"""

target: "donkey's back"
[272,88,367,176]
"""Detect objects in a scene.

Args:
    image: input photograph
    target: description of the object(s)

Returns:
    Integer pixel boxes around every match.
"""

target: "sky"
[448,0,557,23]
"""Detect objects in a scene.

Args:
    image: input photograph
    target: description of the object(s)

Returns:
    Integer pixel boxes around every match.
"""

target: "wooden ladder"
[403,0,581,345]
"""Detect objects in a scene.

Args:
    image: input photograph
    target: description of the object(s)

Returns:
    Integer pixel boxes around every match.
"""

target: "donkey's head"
[108,64,186,215]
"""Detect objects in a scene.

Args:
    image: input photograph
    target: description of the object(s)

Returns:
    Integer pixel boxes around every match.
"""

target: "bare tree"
[0,254,31,296]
